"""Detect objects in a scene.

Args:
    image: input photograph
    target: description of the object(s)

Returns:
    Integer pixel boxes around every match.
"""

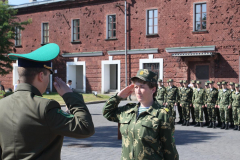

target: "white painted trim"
[139,56,164,81]
[172,52,214,57]
[101,60,121,94]
[193,2,207,31]
[166,45,215,53]
[71,19,73,42]
[62,51,103,57]
[66,61,86,93]
[108,48,158,55]
[12,61,18,86]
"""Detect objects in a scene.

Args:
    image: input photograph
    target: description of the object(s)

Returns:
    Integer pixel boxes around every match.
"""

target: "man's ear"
[37,72,44,82]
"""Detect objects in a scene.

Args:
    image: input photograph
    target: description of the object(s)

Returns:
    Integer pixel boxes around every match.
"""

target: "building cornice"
[108,48,158,55]
[166,45,215,53]
[62,51,103,57]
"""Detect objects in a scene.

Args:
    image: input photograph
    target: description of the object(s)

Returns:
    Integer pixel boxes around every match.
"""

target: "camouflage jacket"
[103,94,179,160]
[177,87,182,103]
[231,91,240,107]
[165,85,179,104]
[217,89,232,106]
[156,86,166,101]
[179,87,193,104]
[205,87,218,104]
[192,88,205,105]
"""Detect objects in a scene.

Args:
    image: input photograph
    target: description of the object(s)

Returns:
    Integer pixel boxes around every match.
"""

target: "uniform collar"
[16,83,42,96]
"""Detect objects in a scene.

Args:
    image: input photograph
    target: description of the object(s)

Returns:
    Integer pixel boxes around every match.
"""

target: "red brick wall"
[1,0,239,91]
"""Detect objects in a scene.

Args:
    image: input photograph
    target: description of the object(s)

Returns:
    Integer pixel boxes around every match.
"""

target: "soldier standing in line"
[165,79,179,123]
[205,81,218,128]
[216,82,222,127]
[156,79,166,107]
[179,80,193,126]
[190,80,197,125]
[177,80,184,124]
[203,82,210,126]
[192,81,206,127]
[229,82,235,128]
[231,83,240,131]
[217,81,232,130]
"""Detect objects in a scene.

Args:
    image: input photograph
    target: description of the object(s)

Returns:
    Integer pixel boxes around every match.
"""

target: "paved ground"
[61,101,240,160]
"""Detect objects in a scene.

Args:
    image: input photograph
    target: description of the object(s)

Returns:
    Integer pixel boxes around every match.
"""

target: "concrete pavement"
[61,101,240,160]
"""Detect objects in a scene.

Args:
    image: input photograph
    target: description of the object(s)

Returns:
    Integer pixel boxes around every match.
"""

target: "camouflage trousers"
[177,102,183,120]
[232,106,240,125]
[194,104,204,122]
[219,105,230,123]
[180,102,190,121]
[207,103,216,121]
[166,102,176,119]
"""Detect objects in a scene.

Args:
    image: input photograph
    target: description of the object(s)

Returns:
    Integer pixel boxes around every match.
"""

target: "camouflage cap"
[235,84,239,88]
[221,81,228,85]
[191,80,196,84]
[217,82,222,85]
[167,79,173,82]
[131,69,158,83]
[179,80,183,83]
[205,82,209,86]
[208,80,214,84]
[158,79,162,82]
[183,80,187,83]
[196,81,201,84]
[229,82,235,85]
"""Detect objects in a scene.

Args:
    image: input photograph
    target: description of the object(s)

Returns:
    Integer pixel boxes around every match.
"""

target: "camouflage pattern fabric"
[205,87,218,121]
[206,103,216,121]
[181,102,190,121]
[192,88,205,122]
[220,105,230,122]
[103,94,179,160]
[165,85,179,119]
[232,107,240,125]
[156,86,166,107]
[194,104,204,122]
[231,91,240,125]
[218,89,232,122]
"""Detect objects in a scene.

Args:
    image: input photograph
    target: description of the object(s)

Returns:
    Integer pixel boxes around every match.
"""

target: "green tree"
[0,1,31,75]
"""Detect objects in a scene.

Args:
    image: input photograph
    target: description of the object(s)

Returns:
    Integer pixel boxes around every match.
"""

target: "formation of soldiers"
[156,79,240,131]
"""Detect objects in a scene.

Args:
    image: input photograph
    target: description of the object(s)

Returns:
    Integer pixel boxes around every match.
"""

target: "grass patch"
[42,92,110,104]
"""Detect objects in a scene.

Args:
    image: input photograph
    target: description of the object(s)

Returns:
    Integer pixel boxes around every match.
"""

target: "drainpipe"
[125,0,127,87]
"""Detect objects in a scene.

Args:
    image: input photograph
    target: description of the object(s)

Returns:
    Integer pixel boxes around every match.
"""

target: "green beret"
[167,79,173,82]
[158,79,162,82]
[131,69,158,83]
[229,82,235,85]
[183,80,187,83]
[191,80,196,84]
[235,84,239,88]
[196,81,201,84]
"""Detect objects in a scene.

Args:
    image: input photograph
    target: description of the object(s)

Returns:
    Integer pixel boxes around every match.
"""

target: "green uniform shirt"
[0,90,5,99]
[0,83,95,160]
[165,85,179,104]
[217,89,232,106]
[192,88,206,105]
[231,91,240,107]
[179,87,193,104]
[156,86,166,101]
[205,87,218,104]
[103,94,179,160]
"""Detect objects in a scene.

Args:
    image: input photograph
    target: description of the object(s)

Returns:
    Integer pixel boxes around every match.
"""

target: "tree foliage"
[0,1,31,76]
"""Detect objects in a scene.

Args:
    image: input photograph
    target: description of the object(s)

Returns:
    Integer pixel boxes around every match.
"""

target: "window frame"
[41,22,49,44]
[146,9,158,35]
[106,14,117,39]
[15,26,22,46]
[193,2,207,32]
[71,19,80,42]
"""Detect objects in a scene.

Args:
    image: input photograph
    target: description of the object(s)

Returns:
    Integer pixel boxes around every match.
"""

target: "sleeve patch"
[164,108,169,112]
[57,109,74,118]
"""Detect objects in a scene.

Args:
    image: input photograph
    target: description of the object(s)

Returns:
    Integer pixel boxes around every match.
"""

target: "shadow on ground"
[175,129,219,145]
[63,126,121,148]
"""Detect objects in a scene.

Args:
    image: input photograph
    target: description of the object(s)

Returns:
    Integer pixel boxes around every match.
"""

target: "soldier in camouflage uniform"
[203,82,209,126]
[156,79,166,106]
[179,80,193,126]
[216,82,222,127]
[177,80,183,124]
[229,82,235,128]
[217,81,232,130]
[165,79,179,123]
[103,69,179,160]
[230,84,240,131]
[192,81,206,127]
[205,81,218,128]
[190,80,197,125]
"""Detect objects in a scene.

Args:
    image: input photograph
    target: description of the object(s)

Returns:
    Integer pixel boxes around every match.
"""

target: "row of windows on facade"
[15,3,206,46]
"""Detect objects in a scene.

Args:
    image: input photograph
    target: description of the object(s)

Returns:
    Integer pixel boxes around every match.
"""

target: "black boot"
[207,121,212,128]
[182,120,186,126]
[186,120,190,126]
[225,122,229,130]
[234,125,238,130]
[190,119,196,125]
[177,119,183,124]
[195,122,200,127]
[200,122,203,127]
[203,121,209,126]
[216,121,222,127]
[221,122,225,129]
[230,122,234,128]
[238,126,240,131]
[213,121,216,128]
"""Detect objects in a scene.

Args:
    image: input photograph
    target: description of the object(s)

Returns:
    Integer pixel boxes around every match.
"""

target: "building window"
[42,23,49,44]
[147,9,158,35]
[194,3,207,31]
[72,19,80,42]
[15,27,21,46]
[107,15,116,39]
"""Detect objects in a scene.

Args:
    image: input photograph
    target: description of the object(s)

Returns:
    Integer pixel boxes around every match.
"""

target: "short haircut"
[131,78,158,97]
[18,67,48,84]
[68,80,72,83]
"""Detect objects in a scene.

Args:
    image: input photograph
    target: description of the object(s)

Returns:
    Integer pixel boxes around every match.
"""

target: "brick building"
[1,0,240,93]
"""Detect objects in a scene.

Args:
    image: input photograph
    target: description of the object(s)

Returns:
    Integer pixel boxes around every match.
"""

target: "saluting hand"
[53,77,73,96]
[117,84,134,99]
